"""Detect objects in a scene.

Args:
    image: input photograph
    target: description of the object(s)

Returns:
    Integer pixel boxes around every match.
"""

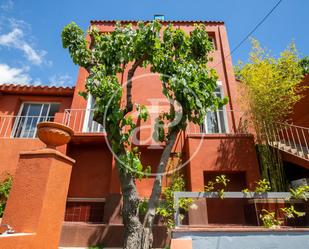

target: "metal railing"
[186,109,249,135]
[0,115,54,138]
[1,109,247,138]
[0,109,106,138]
[265,122,309,161]
[61,108,246,136]
[62,109,105,133]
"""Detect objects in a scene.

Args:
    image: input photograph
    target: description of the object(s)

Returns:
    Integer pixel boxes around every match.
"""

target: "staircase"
[265,122,309,161]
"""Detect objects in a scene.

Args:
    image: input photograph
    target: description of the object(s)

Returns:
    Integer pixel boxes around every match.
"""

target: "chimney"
[154,14,165,21]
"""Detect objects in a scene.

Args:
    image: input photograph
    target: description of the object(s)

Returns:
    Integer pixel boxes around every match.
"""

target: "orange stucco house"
[0,20,308,247]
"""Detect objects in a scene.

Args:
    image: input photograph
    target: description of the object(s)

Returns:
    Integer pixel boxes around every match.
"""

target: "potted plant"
[244,180,308,227]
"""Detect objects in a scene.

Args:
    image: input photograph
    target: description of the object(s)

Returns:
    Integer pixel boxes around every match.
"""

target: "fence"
[62,109,105,133]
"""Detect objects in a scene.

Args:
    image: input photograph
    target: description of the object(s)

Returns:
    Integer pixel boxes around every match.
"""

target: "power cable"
[216,0,283,66]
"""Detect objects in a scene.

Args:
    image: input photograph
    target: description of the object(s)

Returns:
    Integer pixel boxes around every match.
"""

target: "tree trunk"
[141,128,180,249]
[140,227,153,249]
[115,157,143,249]
[122,184,143,249]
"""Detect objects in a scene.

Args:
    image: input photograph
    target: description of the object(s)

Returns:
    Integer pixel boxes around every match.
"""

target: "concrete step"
[59,247,120,249]
[298,151,309,159]
[269,140,309,160]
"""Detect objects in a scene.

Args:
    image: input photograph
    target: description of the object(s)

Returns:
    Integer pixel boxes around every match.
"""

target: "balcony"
[62,109,105,134]
[0,109,105,139]
[0,115,54,138]
[0,109,246,140]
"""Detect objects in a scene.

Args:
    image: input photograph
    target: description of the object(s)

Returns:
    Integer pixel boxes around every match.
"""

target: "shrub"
[0,175,13,217]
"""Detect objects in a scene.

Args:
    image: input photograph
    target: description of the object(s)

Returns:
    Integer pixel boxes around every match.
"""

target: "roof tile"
[90,20,224,25]
[0,83,75,96]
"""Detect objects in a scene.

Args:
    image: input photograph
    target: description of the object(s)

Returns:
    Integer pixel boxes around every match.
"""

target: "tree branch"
[143,126,180,227]
[124,54,148,115]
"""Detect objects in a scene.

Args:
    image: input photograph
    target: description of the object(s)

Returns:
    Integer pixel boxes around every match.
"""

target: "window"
[202,83,228,134]
[208,35,217,50]
[65,201,105,222]
[13,103,60,138]
[82,94,104,133]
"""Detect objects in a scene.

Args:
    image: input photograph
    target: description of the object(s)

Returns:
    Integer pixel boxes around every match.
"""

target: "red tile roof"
[0,84,75,96]
[90,20,224,25]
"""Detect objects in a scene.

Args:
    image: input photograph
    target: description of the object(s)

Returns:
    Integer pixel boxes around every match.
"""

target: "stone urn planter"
[37,122,74,148]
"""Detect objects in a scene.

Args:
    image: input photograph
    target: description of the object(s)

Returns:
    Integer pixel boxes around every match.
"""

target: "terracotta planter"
[37,122,74,148]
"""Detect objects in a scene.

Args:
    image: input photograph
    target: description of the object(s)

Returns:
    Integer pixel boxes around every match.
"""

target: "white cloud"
[0,63,32,84]
[0,27,47,65]
[0,27,22,44]
[21,42,47,65]
[1,0,14,11]
[49,74,73,87]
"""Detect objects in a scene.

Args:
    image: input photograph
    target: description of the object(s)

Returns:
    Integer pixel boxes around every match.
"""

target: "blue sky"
[0,0,308,86]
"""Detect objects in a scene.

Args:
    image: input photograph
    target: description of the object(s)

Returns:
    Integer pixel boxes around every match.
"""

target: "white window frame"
[203,81,229,134]
[12,102,60,138]
[82,94,93,132]
[82,94,104,133]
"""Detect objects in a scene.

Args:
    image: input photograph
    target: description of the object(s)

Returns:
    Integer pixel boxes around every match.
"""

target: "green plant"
[204,181,215,192]
[260,209,282,228]
[276,186,309,221]
[156,175,192,228]
[299,56,309,75]
[242,188,249,194]
[254,179,271,194]
[235,38,304,126]
[281,205,305,219]
[215,174,230,187]
[256,144,287,192]
[0,175,13,217]
[204,174,230,199]
[236,39,304,191]
[138,198,149,216]
[289,185,309,201]
[88,246,104,249]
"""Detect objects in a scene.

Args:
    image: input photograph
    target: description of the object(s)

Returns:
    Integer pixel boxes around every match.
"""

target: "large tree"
[62,21,225,249]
